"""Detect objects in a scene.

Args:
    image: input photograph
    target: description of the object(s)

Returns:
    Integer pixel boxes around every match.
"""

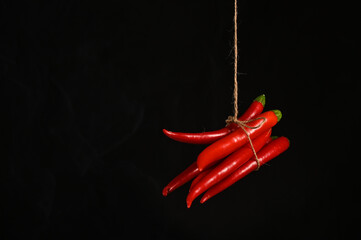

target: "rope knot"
[225,115,266,171]
[225,116,237,126]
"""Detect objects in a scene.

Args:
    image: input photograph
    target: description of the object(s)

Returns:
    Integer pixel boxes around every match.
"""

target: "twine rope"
[226,0,265,170]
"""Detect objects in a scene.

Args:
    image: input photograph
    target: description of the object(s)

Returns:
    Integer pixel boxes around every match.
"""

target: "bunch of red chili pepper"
[162,94,290,208]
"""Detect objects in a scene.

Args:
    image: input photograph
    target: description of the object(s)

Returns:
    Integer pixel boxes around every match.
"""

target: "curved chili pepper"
[197,110,282,171]
[162,162,199,196]
[162,158,221,196]
[186,129,272,208]
[189,168,213,192]
[200,136,290,204]
[162,94,266,144]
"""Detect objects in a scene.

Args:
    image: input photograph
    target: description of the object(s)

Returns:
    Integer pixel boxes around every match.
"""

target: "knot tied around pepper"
[225,115,266,170]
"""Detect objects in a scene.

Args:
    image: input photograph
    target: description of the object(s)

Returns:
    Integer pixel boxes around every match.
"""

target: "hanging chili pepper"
[189,168,213,192]
[162,157,226,197]
[162,162,199,196]
[186,129,272,208]
[197,110,282,171]
[200,136,290,204]
[162,94,265,144]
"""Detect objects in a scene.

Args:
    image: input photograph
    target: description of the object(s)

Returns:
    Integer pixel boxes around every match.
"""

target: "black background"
[2,1,360,239]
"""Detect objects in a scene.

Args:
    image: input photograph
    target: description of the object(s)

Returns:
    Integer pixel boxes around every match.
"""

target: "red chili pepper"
[186,129,272,208]
[162,156,226,197]
[197,110,282,171]
[200,136,290,204]
[162,94,265,144]
[162,162,199,196]
[189,168,213,192]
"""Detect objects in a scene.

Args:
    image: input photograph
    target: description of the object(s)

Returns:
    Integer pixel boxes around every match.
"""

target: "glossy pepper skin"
[162,158,222,196]
[197,110,282,171]
[186,129,272,208]
[162,162,199,196]
[200,136,290,204]
[189,168,213,191]
[162,94,265,144]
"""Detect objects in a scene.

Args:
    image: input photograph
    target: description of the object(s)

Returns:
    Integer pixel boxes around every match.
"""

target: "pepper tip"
[271,109,282,122]
[271,136,279,140]
[186,195,194,208]
[196,161,204,172]
[162,187,171,197]
[254,94,266,107]
[200,194,209,204]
